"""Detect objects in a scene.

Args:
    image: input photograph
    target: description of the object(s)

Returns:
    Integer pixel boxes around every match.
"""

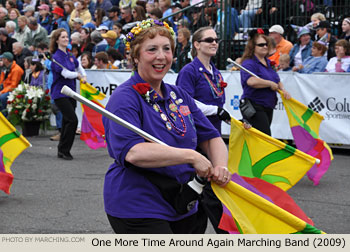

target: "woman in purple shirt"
[102,19,231,234]
[50,28,86,160]
[240,31,291,135]
[176,26,231,234]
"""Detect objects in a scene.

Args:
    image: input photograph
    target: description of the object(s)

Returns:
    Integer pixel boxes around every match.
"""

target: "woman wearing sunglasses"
[240,30,291,136]
[176,26,231,234]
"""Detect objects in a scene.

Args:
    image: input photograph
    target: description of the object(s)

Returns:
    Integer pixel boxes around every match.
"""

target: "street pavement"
[1,131,349,234]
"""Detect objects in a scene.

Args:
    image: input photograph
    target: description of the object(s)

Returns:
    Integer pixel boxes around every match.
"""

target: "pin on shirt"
[170,91,177,100]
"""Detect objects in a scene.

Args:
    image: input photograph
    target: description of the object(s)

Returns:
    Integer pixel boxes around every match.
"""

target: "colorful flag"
[228,118,316,191]
[80,81,107,150]
[279,90,333,185]
[212,174,324,234]
[0,113,31,194]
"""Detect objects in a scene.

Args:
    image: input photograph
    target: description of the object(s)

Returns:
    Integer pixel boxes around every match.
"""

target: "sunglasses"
[256,43,268,47]
[198,37,219,43]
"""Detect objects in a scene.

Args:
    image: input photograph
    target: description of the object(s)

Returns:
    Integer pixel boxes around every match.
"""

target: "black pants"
[54,97,78,155]
[242,101,273,136]
[107,211,203,234]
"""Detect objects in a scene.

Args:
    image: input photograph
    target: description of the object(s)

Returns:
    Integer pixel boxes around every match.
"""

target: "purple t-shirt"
[176,57,225,133]
[50,49,79,100]
[103,71,220,221]
[240,56,280,109]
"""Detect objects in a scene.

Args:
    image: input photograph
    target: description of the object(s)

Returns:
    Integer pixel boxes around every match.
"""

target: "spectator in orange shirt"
[268,25,293,64]
[0,52,24,115]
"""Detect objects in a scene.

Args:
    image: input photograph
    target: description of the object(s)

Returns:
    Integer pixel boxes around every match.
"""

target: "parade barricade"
[74,70,350,145]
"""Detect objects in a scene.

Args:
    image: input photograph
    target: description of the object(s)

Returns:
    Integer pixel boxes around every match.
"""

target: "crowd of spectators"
[1,0,350,119]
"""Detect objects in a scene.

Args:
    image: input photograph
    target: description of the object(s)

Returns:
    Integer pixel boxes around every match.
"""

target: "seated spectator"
[12,41,33,71]
[24,17,49,51]
[176,18,190,30]
[268,25,293,65]
[8,8,20,29]
[71,32,82,47]
[173,27,191,73]
[23,56,33,83]
[119,5,134,26]
[315,20,337,60]
[159,0,172,18]
[96,24,109,34]
[63,1,75,24]
[289,28,312,68]
[23,5,35,18]
[51,7,71,37]
[106,48,123,68]
[93,51,118,69]
[148,8,162,20]
[0,27,17,54]
[168,2,189,34]
[306,12,326,40]
[102,29,125,56]
[91,31,108,57]
[204,6,217,28]
[71,44,81,59]
[103,6,120,30]
[238,0,263,38]
[13,16,30,45]
[68,0,92,28]
[93,8,106,28]
[71,17,84,33]
[80,52,93,69]
[340,17,350,42]
[279,54,292,71]
[215,0,239,39]
[38,4,52,33]
[80,27,94,54]
[293,41,328,74]
[119,0,137,9]
[0,7,8,22]
[96,0,113,13]
[5,20,16,37]
[325,39,350,72]
[145,1,156,16]
[0,52,24,114]
[191,7,208,34]
[132,5,146,21]
[29,59,48,89]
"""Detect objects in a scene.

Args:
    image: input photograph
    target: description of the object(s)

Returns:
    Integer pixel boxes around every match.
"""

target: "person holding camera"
[240,30,291,136]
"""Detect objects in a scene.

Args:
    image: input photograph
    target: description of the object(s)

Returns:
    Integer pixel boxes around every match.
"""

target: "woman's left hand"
[208,166,232,187]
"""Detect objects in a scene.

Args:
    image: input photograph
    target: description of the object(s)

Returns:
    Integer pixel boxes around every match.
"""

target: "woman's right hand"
[270,81,279,91]
[191,150,213,178]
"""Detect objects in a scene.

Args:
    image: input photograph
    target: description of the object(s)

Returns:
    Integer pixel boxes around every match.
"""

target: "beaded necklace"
[202,72,225,98]
[153,98,187,137]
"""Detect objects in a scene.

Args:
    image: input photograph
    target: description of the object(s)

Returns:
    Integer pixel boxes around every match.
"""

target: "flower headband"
[124,19,175,49]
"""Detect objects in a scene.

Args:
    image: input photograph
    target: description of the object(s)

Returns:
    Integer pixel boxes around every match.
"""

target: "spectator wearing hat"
[24,17,49,51]
[71,17,84,34]
[23,5,35,18]
[12,41,33,71]
[69,0,92,29]
[96,24,108,33]
[13,16,30,45]
[51,7,71,36]
[293,41,328,74]
[90,30,108,57]
[95,0,113,13]
[269,25,293,55]
[37,4,52,33]
[93,51,117,69]
[102,6,120,30]
[315,20,337,60]
[289,27,313,68]
[168,2,189,35]
[0,52,24,114]
[0,27,17,55]
[101,29,125,56]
